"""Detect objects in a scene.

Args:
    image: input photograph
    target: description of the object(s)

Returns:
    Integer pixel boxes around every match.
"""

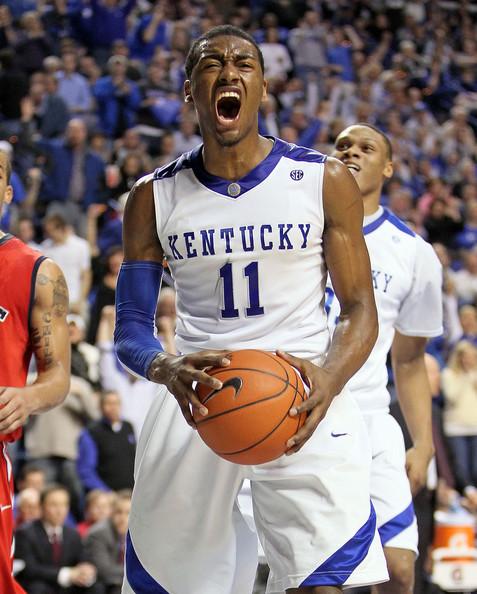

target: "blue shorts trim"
[300,503,377,587]
[125,532,170,593]
[378,501,415,546]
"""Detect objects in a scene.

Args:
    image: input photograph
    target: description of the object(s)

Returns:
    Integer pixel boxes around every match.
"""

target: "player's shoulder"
[277,137,328,165]
[152,145,202,182]
[380,208,416,239]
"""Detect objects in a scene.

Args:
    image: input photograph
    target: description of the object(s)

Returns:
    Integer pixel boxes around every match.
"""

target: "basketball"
[194,349,307,464]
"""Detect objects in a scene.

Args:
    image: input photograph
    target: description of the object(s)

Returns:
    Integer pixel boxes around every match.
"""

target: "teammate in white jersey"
[114,26,388,594]
[329,124,443,594]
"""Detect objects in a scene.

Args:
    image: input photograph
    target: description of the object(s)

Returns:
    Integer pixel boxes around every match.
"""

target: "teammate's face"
[332,126,393,197]
[184,35,267,147]
[0,152,13,223]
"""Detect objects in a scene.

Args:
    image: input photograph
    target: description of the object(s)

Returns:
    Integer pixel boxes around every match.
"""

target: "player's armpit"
[29,258,71,412]
[321,157,378,394]
[122,175,164,262]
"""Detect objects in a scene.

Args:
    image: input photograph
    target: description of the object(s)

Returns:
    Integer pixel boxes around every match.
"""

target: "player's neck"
[202,135,273,181]
[363,193,382,217]
[0,229,5,240]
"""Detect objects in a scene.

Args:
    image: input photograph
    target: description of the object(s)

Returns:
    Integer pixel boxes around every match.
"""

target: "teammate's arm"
[391,332,434,495]
[280,157,378,453]
[0,259,70,434]
[115,178,230,427]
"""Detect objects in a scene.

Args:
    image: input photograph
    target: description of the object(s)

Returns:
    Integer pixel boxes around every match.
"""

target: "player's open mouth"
[344,162,360,175]
[216,90,241,125]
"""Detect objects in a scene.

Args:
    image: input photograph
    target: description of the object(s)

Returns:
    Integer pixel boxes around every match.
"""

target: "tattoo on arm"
[37,272,69,317]
[31,311,54,371]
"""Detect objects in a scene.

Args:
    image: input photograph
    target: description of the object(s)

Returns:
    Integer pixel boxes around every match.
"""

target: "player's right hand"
[147,351,231,427]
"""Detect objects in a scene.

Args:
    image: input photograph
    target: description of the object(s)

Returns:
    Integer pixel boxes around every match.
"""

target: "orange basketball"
[194,349,307,464]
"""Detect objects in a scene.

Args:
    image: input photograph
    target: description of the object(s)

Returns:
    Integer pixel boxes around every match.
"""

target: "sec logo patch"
[290,170,304,181]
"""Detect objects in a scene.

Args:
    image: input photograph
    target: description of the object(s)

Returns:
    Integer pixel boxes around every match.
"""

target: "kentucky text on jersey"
[167,223,312,260]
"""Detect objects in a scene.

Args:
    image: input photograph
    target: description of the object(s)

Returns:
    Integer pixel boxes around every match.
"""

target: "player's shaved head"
[185,25,264,79]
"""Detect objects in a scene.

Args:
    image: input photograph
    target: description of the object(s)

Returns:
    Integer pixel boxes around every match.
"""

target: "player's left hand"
[277,351,335,454]
[0,387,33,434]
[405,445,433,496]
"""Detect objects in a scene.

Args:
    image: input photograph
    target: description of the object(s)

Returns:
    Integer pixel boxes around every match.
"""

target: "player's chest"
[366,237,413,305]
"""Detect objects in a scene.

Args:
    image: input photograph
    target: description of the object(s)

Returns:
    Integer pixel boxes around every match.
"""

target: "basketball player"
[114,26,388,594]
[328,124,443,594]
[0,149,71,593]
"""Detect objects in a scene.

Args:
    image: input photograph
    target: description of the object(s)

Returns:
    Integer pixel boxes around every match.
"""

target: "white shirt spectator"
[41,233,90,305]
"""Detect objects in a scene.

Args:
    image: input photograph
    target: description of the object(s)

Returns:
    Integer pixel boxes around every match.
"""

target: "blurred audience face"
[67,315,86,344]
[19,467,46,493]
[85,491,113,524]
[66,119,87,148]
[459,306,477,335]
[43,216,68,243]
[101,391,122,424]
[16,218,36,243]
[112,496,131,536]
[17,488,41,524]
[62,52,78,74]
[42,488,70,528]
[106,248,123,276]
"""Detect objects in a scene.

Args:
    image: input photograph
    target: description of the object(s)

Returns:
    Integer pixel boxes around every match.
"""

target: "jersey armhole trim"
[393,325,444,338]
[28,255,47,331]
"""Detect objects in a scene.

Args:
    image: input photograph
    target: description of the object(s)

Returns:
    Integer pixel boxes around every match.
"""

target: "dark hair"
[18,463,45,481]
[355,122,393,160]
[43,213,68,229]
[40,484,70,506]
[185,25,264,79]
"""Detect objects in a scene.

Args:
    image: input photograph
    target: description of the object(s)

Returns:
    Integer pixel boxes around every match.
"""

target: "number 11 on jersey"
[220,261,264,318]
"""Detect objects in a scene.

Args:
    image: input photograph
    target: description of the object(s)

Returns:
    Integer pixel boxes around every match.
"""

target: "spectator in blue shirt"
[34,118,106,213]
[87,0,136,57]
[77,391,136,493]
[128,3,169,61]
[57,51,94,117]
[93,55,141,137]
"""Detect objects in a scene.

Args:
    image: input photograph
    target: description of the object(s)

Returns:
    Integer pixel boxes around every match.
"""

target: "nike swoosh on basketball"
[202,377,243,405]
[331,432,348,438]
[0,504,11,512]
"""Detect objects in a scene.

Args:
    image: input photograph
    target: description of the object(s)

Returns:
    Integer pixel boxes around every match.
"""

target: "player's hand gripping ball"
[193,349,307,464]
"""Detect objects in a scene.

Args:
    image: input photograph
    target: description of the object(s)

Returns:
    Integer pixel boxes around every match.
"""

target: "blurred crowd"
[1,0,477,591]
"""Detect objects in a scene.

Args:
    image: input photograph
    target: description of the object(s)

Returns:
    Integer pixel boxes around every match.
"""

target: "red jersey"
[0,234,45,442]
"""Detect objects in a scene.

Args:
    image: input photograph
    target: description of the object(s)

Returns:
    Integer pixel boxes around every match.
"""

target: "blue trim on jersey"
[386,209,415,237]
[125,532,170,593]
[378,501,415,546]
[363,209,415,237]
[153,137,327,197]
[300,503,376,587]
[363,210,388,235]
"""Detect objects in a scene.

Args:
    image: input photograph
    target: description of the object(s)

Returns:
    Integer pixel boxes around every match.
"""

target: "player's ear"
[261,78,268,102]
[3,185,13,205]
[383,160,393,180]
[184,80,193,105]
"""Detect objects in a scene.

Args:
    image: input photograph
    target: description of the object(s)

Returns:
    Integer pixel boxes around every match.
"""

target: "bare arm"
[321,157,378,391]
[280,158,377,452]
[392,332,434,495]
[0,259,70,434]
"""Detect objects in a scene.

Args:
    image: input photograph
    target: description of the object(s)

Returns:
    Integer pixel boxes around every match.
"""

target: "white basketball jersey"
[327,207,443,413]
[152,137,330,359]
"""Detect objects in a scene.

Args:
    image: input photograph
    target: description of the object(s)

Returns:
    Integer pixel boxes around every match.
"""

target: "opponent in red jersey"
[0,150,70,593]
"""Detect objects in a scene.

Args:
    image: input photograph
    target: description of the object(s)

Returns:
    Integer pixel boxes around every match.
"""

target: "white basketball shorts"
[365,412,418,554]
[122,386,388,594]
